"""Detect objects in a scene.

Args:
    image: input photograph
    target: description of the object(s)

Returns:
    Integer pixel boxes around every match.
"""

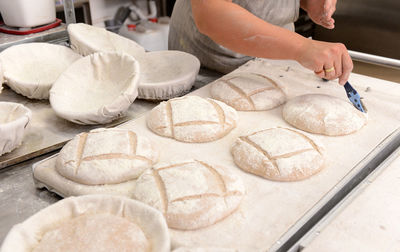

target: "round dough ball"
[68,23,145,58]
[231,127,325,181]
[137,50,200,100]
[33,213,150,252]
[0,195,170,252]
[147,96,238,143]
[133,160,245,230]
[282,94,368,136]
[49,52,140,125]
[56,128,159,185]
[0,43,81,99]
[210,72,286,111]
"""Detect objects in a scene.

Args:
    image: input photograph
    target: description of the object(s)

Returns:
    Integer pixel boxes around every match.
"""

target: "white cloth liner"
[0,195,170,252]
[137,50,200,100]
[49,52,140,125]
[0,102,32,156]
[0,43,81,99]
[68,23,145,58]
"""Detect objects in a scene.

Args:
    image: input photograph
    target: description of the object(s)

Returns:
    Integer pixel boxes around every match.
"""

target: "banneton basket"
[68,23,145,58]
[137,50,201,100]
[0,195,170,252]
[0,102,32,156]
[0,43,81,99]
[49,52,140,125]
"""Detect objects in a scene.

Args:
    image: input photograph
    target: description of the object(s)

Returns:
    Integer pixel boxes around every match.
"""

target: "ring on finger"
[324,66,335,73]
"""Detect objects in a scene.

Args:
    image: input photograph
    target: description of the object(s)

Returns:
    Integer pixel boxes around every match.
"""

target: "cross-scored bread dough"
[56,128,159,185]
[49,52,140,125]
[282,94,368,136]
[133,160,245,230]
[231,127,325,181]
[137,50,200,100]
[147,96,238,143]
[0,43,81,99]
[68,23,145,58]
[210,72,287,111]
[0,195,170,252]
[0,102,32,156]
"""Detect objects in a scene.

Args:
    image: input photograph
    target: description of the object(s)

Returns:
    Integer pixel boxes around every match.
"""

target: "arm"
[191,0,352,85]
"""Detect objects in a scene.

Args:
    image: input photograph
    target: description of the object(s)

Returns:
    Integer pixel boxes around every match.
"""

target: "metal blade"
[344,81,367,113]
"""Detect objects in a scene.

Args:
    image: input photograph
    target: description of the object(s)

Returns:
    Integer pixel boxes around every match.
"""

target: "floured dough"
[133,160,245,230]
[137,50,200,100]
[147,96,238,143]
[56,128,159,185]
[210,72,286,111]
[33,156,137,198]
[0,195,170,252]
[0,43,81,99]
[0,102,32,156]
[33,213,150,252]
[50,52,140,125]
[231,127,325,181]
[68,23,145,58]
[282,94,368,136]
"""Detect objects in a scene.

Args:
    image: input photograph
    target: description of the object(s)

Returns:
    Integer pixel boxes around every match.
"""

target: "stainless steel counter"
[0,68,221,243]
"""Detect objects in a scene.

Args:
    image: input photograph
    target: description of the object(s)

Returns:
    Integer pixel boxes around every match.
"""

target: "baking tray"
[32,59,400,251]
[296,146,400,252]
[0,68,220,170]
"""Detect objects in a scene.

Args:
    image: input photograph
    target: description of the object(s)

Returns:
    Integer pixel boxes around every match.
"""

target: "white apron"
[168,0,300,73]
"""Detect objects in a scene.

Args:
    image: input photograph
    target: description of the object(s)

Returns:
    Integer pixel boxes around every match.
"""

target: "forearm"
[191,0,307,61]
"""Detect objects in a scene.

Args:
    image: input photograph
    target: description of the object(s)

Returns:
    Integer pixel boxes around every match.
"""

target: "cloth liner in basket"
[137,50,200,100]
[0,102,32,156]
[49,51,140,125]
[0,43,81,99]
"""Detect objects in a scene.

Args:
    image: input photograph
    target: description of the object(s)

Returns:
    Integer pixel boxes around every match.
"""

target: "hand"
[296,39,353,85]
[301,0,337,29]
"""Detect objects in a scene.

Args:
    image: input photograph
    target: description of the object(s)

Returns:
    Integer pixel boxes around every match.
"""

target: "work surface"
[1,59,400,250]
[302,147,400,252]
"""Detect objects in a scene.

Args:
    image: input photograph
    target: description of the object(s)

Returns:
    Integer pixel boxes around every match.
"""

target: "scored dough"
[133,160,245,230]
[0,43,81,99]
[147,96,238,143]
[0,195,170,252]
[68,23,145,58]
[49,52,140,125]
[282,94,368,136]
[210,72,286,111]
[137,50,200,100]
[56,128,159,185]
[0,102,32,156]
[231,127,325,181]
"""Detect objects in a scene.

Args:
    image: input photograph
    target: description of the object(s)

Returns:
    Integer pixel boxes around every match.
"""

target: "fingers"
[339,49,353,85]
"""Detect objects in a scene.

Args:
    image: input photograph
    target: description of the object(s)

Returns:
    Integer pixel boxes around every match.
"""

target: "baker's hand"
[296,39,353,85]
[300,0,337,29]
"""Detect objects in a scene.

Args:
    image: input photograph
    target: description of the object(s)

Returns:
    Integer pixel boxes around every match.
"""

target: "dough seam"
[207,99,226,127]
[284,127,323,155]
[75,133,88,174]
[152,169,169,214]
[222,79,255,110]
[128,131,137,155]
[197,160,227,193]
[239,136,281,176]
